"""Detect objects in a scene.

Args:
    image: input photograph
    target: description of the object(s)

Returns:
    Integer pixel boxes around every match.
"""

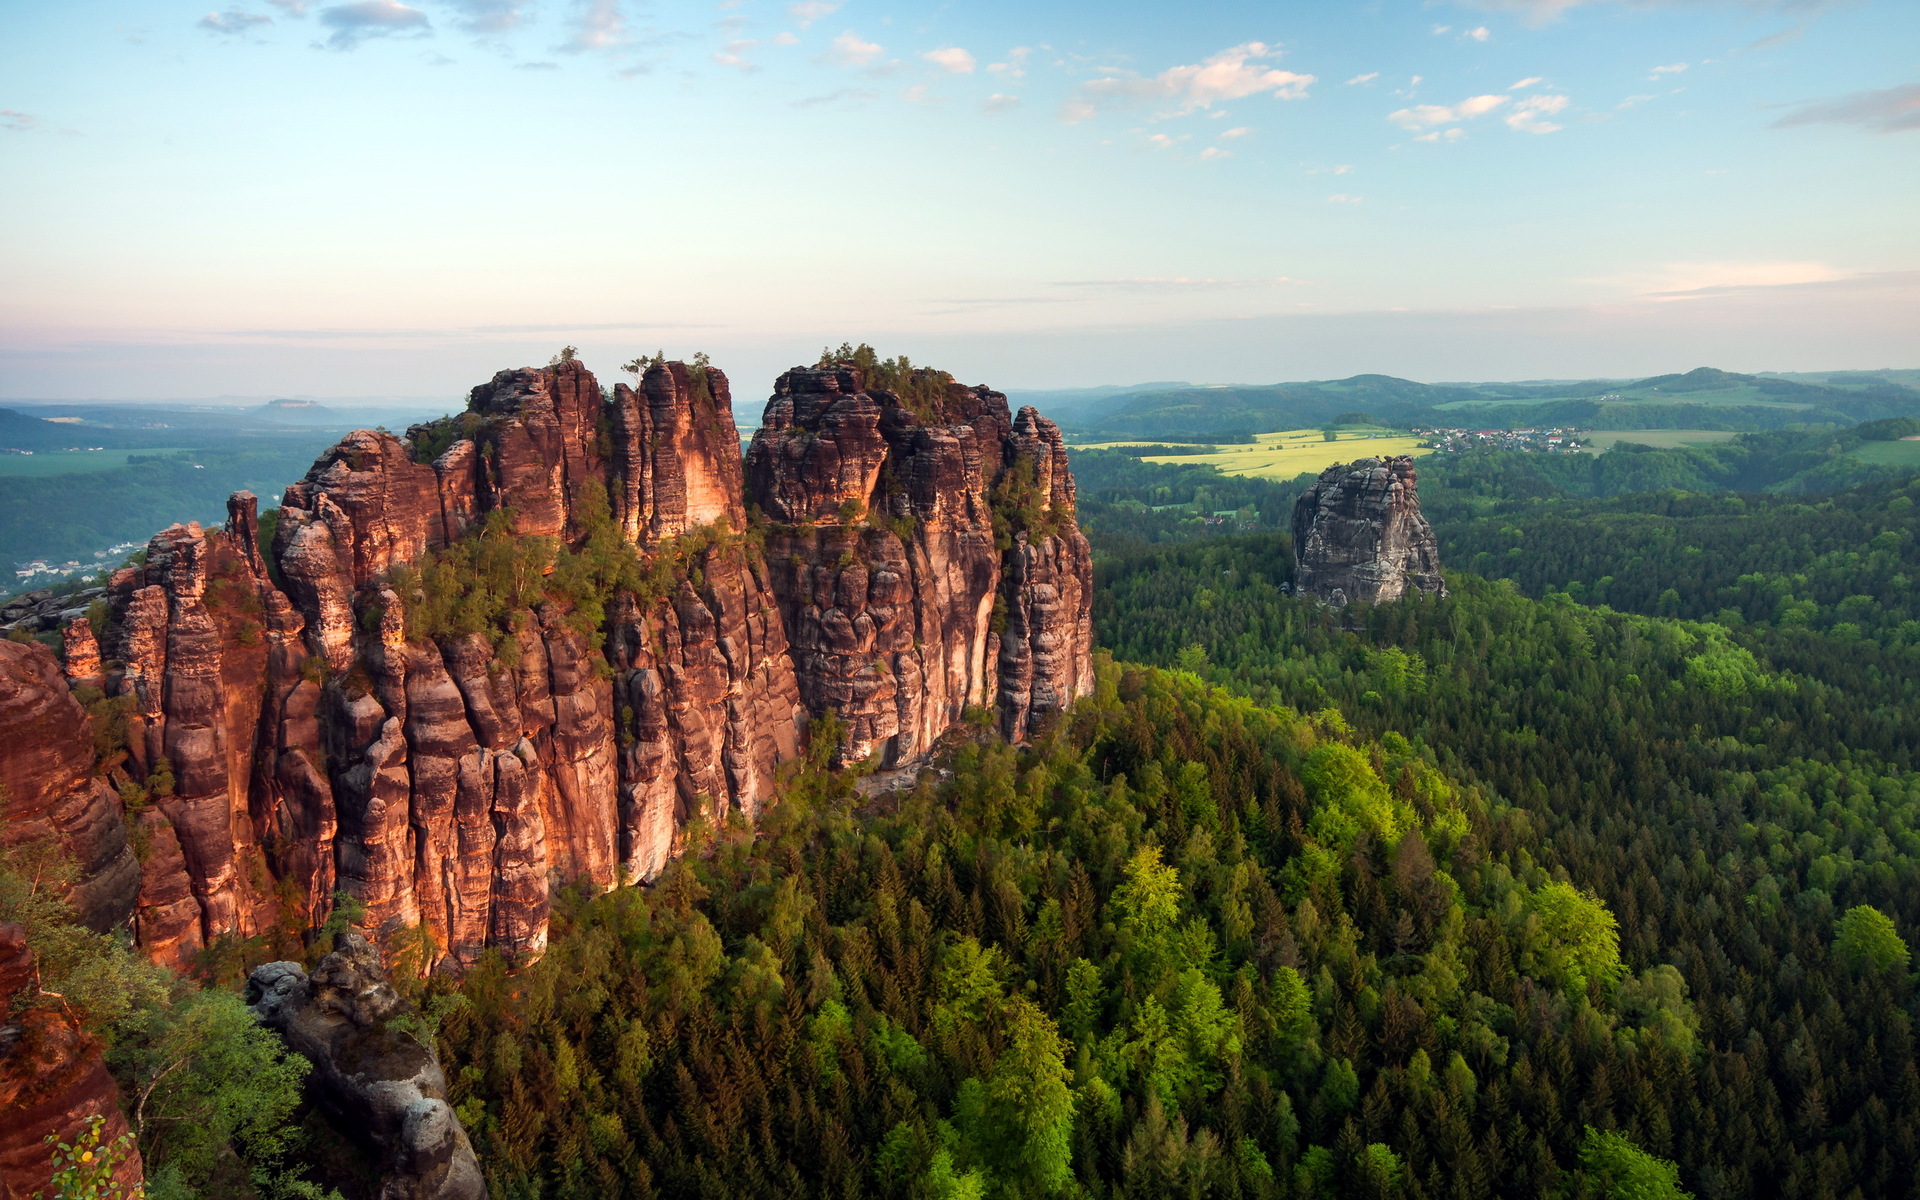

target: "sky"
[1,0,1916,401]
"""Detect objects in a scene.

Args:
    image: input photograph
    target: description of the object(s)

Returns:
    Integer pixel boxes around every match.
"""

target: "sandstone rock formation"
[2,352,1092,978]
[1292,455,1446,606]
[0,642,139,933]
[748,364,1094,762]
[248,933,484,1200]
[0,923,145,1200]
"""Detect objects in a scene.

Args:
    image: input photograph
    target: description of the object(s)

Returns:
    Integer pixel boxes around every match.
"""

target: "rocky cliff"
[249,933,484,1200]
[6,352,1092,976]
[1291,455,1446,606]
[0,923,145,1200]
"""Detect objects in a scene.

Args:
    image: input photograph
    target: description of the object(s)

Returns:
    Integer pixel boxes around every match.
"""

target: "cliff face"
[12,354,1090,976]
[747,366,1094,763]
[0,924,144,1200]
[0,642,139,933]
[1291,455,1446,606]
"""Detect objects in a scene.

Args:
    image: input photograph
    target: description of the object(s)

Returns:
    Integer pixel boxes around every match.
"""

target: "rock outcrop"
[0,642,139,933]
[1291,455,1446,606]
[0,923,145,1200]
[2,353,1091,978]
[748,365,1094,762]
[248,933,484,1200]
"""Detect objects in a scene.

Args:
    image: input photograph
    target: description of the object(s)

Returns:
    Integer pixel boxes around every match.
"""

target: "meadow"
[1581,429,1740,452]
[1074,428,1429,481]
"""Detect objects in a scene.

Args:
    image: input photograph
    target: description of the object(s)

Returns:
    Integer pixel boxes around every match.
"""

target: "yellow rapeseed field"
[1074,429,1431,482]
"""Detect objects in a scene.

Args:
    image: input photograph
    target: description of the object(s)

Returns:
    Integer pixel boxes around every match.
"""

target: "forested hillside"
[1097,496,1920,1197]
[427,668,1715,1200]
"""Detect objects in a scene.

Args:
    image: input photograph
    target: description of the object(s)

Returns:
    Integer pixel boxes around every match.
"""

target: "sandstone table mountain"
[1291,454,1446,606]
[3,351,1093,978]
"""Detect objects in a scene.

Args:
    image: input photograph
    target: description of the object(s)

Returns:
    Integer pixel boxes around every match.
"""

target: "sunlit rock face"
[747,364,1094,764]
[1292,455,1446,607]
[8,354,1091,976]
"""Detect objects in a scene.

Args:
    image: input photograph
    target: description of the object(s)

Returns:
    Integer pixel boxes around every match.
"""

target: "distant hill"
[251,398,346,425]
[1066,366,1920,440]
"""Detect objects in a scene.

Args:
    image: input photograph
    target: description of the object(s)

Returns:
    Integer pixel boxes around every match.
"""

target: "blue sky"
[1,0,1915,398]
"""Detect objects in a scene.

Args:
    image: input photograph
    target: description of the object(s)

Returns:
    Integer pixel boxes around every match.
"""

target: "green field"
[0,448,190,477]
[1583,429,1740,453]
[1078,428,1430,481]
[1850,439,1920,466]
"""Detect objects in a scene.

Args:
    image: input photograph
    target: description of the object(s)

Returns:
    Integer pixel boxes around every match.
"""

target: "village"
[1413,425,1590,453]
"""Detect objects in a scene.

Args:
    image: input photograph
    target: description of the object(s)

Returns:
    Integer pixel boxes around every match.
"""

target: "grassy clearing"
[1079,428,1429,481]
[1582,430,1740,453]
[1850,439,1920,466]
[0,448,194,478]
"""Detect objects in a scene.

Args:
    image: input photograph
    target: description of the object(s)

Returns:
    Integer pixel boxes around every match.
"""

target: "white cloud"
[1774,84,1920,134]
[1346,72,1378,86]
[772,31,798,46]
[557,0,625,52]
[1469,26,1490,41]
[1510,76,1543,89]
[829,31,884,67]
[1650,62,1688,76]
[199,8,273,33]
[1389,93,1508,129]
[1199,146,1231,160]
[1065,42,1314,122]
[1641,261,1850,298]
[923,46,975,74]
[1218,126,1252,139]
[1432,24,1452,35]
[787,0,840,28]
[900,84,938,104]
[444,0,532,32]
[1146,132,1191,150]
[266,0,310,13]
[1,109,39,133]
[984,93,1020,113]
[1413,127,1467,143]
[988,47,1031,78]
[1505,92,1569,132]
[318,1,429,49]
[713,38,757,70]
[1327,193,1362,204]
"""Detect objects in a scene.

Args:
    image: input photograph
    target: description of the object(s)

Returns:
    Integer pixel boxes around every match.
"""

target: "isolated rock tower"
[1291,455,1446,606]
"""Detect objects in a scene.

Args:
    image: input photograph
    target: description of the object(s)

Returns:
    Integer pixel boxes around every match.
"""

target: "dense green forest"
[429,669,1719,1200]
[1093,494,1920,1197]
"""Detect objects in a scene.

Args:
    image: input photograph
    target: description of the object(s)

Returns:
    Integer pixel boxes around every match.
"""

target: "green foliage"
[1093,462,1920,1198]
[390,480,748,654]
[1525,881,1626,995]
[404,412,486,465]
[111,987,327,1200]
[37,1113,139,1200]
[0,821,170,1036]
[817,343,962,421]
[1832,904,1910,973]
[1579,1127,1693,1200]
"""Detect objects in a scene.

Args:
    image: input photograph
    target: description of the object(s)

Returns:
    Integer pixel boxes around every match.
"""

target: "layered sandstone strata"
[8,353,1091,980]
[1291,455,1446,606]
[0,642,139,933]
[747,365,1094,762]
